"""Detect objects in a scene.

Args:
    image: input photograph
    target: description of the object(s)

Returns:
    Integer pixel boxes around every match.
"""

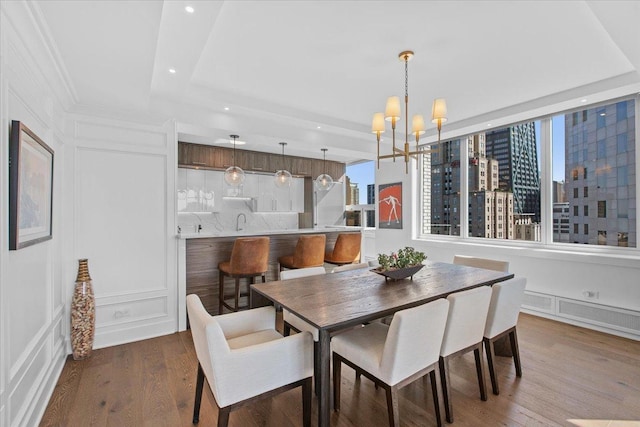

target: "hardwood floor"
[40,313,640,426]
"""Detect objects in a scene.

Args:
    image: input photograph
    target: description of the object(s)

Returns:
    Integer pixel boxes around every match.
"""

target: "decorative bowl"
[371,264,424,281]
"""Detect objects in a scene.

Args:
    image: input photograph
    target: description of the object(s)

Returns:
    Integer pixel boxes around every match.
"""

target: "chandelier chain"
[405,55,409,98]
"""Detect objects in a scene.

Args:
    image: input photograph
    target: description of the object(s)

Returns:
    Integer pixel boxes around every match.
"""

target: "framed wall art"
[378,182,402,229]
[9,120,54,250]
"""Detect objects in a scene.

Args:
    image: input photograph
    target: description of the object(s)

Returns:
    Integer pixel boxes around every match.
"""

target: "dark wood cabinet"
[178,142,345,178]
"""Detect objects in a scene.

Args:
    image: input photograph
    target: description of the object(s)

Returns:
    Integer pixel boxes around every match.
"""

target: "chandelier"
[224,134,245,186]
[371,51,447,173]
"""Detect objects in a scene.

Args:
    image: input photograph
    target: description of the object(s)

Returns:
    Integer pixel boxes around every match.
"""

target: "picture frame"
[9,120,54,250]
[378,182,402,229]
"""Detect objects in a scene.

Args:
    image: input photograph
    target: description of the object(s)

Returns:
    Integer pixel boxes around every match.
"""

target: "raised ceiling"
[35,1,640,163]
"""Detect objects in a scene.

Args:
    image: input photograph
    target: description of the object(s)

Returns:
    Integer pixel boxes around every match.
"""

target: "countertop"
[177,226,366,239]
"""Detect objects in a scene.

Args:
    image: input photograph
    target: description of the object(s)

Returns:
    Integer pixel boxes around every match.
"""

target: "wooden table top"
[251,260,514,333]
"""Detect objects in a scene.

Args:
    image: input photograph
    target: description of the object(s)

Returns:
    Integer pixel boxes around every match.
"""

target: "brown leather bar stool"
[324,232,361,265]
[277,234,326,272]
[218,236,270,314]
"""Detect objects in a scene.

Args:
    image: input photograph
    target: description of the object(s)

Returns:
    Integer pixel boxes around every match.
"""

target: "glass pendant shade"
[315,173,334,191]
[273,141,292,187]
[274,169,292,188]
[224,165,245,186]
[315,148,334,191]
[225,134,245,186]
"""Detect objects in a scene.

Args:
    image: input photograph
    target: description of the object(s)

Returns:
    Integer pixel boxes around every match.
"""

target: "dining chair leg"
[193,363,205,424]
[384,384,400,427]
[283,322,291,336]
[474,345,488,401]
[302,377,312,427]
[438,356,454,423]
[484,337,500,395]
[217,407,230,427]
[429,369,443,427]
[313,342,320,396]
[332,353,342,412]
[509,327,523,377]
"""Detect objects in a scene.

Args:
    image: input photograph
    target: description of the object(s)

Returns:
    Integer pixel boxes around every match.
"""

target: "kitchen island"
[177,228,361,329]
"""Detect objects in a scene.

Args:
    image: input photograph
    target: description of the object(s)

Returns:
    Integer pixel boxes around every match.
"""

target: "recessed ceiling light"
[224,107,230,111]
[316,126,321,129]
[580,99,587,103]
[185,6,194,13]
[487,123,492,127]
[600,112,606,117]
[169,68,176,74]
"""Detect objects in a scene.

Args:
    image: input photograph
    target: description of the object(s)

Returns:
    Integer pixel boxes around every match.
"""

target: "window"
[598,201,606,218]
[617,102,628,120]
[420,98,636,248]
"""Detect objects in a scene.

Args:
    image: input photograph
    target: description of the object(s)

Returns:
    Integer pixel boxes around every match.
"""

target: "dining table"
[250,260,514,427]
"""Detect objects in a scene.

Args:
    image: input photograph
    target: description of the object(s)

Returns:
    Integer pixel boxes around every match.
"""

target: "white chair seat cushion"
[332,322,389,382]
[227,329,283,349]
[284,310,319,341]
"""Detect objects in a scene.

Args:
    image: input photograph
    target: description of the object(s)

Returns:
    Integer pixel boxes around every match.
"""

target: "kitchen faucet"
[236,213,247,231]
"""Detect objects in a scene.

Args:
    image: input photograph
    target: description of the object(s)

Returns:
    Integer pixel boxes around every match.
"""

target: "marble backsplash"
[177,202,298,234]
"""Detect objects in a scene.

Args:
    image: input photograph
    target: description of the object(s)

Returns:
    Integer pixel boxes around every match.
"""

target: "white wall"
[0,3,179,426]
[1,3,70,426]
[65,114,177,349]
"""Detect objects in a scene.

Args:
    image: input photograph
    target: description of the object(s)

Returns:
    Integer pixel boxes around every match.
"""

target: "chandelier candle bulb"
[371,112,386,169]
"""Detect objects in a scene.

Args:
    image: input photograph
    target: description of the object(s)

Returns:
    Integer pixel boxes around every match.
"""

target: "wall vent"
[522,291,555,314]
[557,298,640,334]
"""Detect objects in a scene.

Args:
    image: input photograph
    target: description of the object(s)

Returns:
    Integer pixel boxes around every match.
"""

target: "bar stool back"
[324,233,361,265]
[278,234,326,271]
[218,236,270,314]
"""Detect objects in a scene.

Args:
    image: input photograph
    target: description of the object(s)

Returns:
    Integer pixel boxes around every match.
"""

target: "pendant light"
[315,148,334,191]
[224,134,245,186]
[274,142,292,188]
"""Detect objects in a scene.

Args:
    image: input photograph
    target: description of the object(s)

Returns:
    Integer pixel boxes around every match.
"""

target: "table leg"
[318,329,331,427]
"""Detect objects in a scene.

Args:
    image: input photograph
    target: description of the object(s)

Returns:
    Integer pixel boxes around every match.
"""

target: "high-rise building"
[429,134,514,238]
[552,180,566,203]
[485,123,541,222]
[366,184,375,227]
[344,176,360,205]
[565,99,636,246]
[553,202,570,242]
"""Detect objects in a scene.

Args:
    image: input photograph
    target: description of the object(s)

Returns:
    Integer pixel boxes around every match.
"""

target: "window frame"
[417,94,639,255]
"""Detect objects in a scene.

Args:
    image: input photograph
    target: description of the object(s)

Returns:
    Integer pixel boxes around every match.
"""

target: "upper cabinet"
[178,142,345,181]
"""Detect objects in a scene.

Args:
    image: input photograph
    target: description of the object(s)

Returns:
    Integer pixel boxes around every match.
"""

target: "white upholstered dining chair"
[331,299,450,427]
[453,254,510,272]
[484,276,527,395]
[439,286,492,423]
[186,294,313,427]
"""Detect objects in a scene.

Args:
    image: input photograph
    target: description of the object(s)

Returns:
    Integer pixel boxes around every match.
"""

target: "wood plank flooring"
[40,314,640,426]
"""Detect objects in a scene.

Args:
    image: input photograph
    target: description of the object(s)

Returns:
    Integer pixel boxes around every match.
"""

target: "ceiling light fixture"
[315,148,334,191]
[224,134,245,186]
[274,142,292,188]
[371,51,447,172]
[224,106,230,111]
[169,68,176,74]
[185,6,194,13]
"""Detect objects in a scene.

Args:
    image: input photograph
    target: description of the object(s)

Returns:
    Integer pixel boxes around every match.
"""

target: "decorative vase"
[71,258,95,360]
[371,264,425,282]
